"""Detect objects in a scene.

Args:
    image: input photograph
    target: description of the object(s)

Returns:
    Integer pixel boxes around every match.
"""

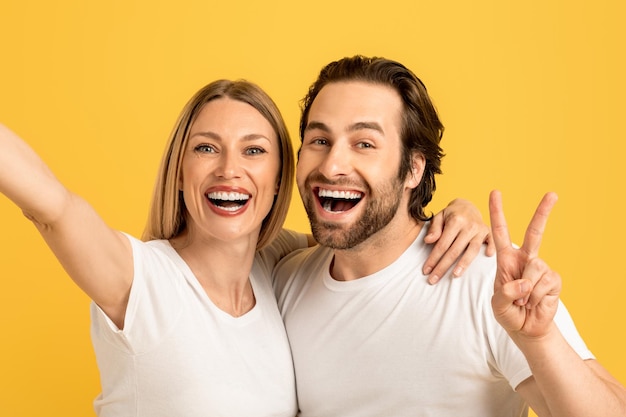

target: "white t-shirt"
[91,229,307,417]
[274,225,593,417]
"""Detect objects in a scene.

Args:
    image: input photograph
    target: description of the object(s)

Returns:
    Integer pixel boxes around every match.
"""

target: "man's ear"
[406,152,425,190]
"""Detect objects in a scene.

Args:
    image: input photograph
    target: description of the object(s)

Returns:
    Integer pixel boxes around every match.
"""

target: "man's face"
[297,81,419,250]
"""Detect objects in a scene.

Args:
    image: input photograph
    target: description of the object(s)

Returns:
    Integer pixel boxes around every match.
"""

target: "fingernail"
[453,266,463,277]
[428,275,439,285]
[423,266,432,275]
[519,280,528,294]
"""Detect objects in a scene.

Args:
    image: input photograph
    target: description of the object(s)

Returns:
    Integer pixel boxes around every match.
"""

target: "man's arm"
[489,190,626,417]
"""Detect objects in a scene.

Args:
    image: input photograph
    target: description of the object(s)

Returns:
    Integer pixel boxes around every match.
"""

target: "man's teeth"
[317,189,361,199]
[318,188,362,213]
[207,191,250,201]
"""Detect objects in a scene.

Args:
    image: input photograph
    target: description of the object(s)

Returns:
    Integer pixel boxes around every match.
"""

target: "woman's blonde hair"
[142,79,294,249]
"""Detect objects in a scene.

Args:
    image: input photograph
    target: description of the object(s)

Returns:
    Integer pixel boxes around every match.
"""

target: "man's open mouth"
[317,188,363,213]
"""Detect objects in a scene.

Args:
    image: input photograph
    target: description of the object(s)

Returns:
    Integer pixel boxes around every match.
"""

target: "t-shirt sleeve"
[90,234,184,354]
[488,299,595,391]
[553,300,595,360]
[488,323,535,391]
[255,229,309,281]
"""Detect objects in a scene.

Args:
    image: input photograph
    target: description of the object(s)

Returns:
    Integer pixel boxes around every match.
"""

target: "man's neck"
[329,217,424,281]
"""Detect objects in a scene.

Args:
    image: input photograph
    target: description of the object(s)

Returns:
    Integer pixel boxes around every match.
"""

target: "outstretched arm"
[424,198,495,284]
[489,189,626,417]
[0,124,133,328]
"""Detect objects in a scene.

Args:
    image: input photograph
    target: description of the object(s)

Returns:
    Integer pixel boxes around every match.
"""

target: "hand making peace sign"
[489,190,562,340]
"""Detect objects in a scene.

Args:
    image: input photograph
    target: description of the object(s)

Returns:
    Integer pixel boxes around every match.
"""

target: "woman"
[0,80,489,416]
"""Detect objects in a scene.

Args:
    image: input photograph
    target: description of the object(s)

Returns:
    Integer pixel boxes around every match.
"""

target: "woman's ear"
[406,152,425,190]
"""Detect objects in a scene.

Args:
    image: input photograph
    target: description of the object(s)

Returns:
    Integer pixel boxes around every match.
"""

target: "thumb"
[493,279,532,311]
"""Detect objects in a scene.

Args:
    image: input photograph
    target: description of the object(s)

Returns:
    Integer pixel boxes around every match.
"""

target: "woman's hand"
[424,198,494,284]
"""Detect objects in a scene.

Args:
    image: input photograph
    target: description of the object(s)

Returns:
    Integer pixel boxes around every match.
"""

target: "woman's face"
[179,97,281,245]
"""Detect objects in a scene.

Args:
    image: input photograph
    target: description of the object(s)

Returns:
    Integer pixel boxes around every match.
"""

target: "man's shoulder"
[275,244,333,275]
[273,245,334,312]
[450,248,498,295]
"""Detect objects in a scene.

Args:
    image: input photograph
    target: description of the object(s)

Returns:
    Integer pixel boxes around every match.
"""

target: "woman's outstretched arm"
[0,124,133,328]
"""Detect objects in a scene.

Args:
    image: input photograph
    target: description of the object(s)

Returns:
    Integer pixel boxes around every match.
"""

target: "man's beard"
[301,174,404,250]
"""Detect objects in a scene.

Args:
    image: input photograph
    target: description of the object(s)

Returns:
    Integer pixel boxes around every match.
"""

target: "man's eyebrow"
[348,121,384,134]
[304,121,330,133]
[305,121,384,134]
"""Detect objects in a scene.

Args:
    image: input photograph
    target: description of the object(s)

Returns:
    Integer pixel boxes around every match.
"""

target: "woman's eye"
[312,138,328,146]
[245,147,266,156]
[195,144,215,153]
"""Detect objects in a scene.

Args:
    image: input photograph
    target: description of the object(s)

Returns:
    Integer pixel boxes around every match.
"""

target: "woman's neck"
[170,231,258,317]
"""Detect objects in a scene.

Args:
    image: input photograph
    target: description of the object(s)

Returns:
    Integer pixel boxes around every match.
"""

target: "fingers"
[493,278,532,315]
[489,190,562,337]
[424,198,490,283]
[422,209,451,277]
[423,210,444,245]
[489,190,513,253]
[422,220,457,282]
[521,192,558,258]
[438,237,484,280]
[491,278,530,333]
[494,259,561,310]
[425,235,468,284]
[425,223,491,284]
[521,258,562,309]
[489,190,558,259]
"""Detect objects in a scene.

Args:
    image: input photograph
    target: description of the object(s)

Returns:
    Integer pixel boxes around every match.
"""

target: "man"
[274,56,626,416]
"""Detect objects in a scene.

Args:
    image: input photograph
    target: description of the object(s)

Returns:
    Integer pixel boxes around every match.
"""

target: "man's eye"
[356,142,374,149]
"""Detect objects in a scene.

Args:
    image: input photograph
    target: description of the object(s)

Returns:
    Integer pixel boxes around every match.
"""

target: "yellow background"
[1,0,624,415]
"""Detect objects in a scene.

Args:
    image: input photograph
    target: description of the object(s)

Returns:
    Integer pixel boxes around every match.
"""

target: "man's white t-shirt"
[274,225,593,417]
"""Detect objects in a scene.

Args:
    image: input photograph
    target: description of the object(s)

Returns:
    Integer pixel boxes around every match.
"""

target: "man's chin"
[311,226,361,250]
